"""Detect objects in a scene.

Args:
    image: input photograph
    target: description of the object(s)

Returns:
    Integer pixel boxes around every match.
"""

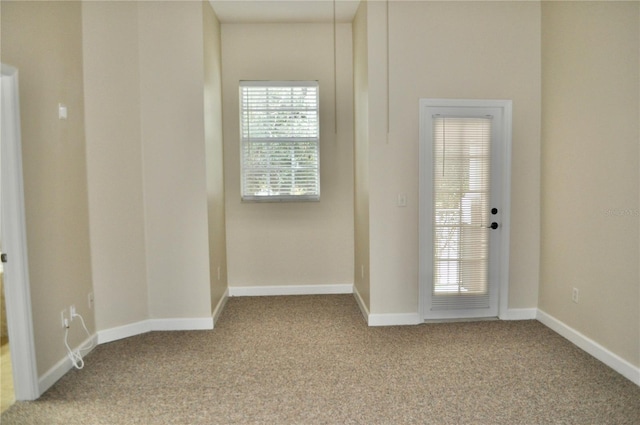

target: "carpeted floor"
[2,295,639,424]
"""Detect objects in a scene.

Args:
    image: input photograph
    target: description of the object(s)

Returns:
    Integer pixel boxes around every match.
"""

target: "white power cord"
[64,311,95,370]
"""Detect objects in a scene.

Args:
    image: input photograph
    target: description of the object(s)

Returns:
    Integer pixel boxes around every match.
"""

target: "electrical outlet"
[572,287,579,304]
[61,309,68,328]
[88,292,94,309]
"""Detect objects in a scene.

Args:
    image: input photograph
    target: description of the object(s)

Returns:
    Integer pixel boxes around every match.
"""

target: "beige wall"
[203,1,228,312]
[358,1,542,314]
[221,23,354,289]
[1,0,95,375]
[137,1,211,319]
[540,1,640,367]
[4,0,637,389]
[82,1,149,331]
[353,1,370,310]
[83,1,213,325]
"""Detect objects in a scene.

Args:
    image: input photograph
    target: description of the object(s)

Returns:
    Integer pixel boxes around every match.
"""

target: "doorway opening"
[1,63,40,403]
[1,263,15,412]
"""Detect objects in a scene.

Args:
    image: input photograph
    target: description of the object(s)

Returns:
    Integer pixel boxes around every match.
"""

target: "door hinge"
[1,253,7,263]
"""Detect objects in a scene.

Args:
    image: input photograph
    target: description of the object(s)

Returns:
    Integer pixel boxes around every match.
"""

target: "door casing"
[1,64,40,400]
[419,98,512,321]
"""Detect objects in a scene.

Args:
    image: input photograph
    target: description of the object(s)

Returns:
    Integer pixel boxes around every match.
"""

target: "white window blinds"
[240,81,320,202]
[432,116,492,310]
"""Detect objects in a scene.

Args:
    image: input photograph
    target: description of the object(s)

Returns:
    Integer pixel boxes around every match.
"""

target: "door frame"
[419,98,512,321]
[1,64,40,400]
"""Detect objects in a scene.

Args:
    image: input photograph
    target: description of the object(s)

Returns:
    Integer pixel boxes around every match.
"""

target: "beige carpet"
[2,295,639,424]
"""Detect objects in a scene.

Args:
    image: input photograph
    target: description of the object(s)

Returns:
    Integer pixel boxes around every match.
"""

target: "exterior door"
[419,99,512,320]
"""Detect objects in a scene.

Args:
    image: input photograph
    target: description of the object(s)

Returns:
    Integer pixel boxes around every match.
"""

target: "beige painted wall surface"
[203,1,228,312]
[353,1,370,310]
[82,1,149,331]
[366,1,542,314]
[540,1,640,367]
[138,1,211,318]
[1,1,95,375]
[221,23,354,288]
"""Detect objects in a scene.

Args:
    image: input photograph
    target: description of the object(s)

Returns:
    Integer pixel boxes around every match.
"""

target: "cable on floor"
[64,312,95,370]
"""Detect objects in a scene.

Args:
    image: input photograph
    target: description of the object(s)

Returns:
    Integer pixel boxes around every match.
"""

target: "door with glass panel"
[419,100,511,320]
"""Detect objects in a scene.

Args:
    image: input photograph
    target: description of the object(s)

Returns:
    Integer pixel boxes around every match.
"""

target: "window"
[432,116,491,297]
[240,81,320,202]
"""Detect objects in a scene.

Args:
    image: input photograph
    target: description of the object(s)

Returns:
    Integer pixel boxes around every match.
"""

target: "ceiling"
[209,0,362,23]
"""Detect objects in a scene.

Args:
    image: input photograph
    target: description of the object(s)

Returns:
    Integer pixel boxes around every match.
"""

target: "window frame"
[239,80,320,203]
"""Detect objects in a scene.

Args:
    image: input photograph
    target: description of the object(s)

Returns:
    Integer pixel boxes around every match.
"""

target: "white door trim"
[1,64,40,400]
[419,98,512,321]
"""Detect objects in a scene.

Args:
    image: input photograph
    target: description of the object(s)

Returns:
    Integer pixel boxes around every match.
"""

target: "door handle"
[486,222,499,230]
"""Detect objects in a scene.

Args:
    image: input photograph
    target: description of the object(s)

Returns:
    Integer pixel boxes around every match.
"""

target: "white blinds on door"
[431,116,492,310]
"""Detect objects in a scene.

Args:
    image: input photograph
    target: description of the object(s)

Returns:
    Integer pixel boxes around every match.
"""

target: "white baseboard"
[368,312,422,326]
[39,334,97,396]
[97,317,214,345]
[228,283,353,297]
[501,308,538,321]
[352,286,370,323]
[352,286,421,326]
[537,309,640,386]
[150,317,214,331]
[97,320,150,344]
[212,288,229,327]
